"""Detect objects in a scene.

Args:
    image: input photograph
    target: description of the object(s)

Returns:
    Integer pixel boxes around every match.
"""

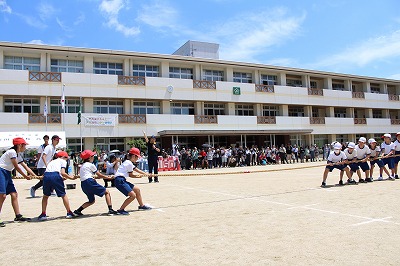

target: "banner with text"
[0,131,66,149]
[83,115,117,127]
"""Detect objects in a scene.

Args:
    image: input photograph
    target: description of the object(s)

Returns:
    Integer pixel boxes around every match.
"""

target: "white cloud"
[56,17,71,31]
[74,12,85,26]
[99,0,139,36]
[313,30,400,69]
[27,39,46,45]
[16,13,47,29]
[37,2,57,21]
[387,73,400,80]
[137,1,178,29]
[213,8,306,62]
[0,0,11,13]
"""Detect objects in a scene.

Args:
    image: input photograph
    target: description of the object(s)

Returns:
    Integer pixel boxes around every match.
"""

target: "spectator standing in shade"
[143,131,160,183]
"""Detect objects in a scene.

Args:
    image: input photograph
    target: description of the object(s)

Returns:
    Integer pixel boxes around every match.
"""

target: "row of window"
[3,98,394,118]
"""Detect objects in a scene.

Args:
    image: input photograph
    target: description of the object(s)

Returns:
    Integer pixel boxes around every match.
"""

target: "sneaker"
[365,178,373,182]
[395,175,399,179]
[38,213,48,221]
[138,205,152,210]
[30,186,36,198]
[0,219,5,227]
[388,176,396,180]
[347,179,357,184]
[108,209,118,216]
[338,180,344,186]
[154,178,159,183]
[117,209,129,215]
[14,215,31,222]
[321,182,326,188]
[358,178,366,183]
[148,178,153,183]
[66,212,76,219]
[73,210,83,216]
[378,176,384,181]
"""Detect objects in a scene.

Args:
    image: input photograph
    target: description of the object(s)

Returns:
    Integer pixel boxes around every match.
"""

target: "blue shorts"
[114,176,134,197]
[382,157,395,169]
[81,178,106,203]
[37,168,46,176]
[326,164,347,172]
[0,167,17,195]
[43,172,66,197]
[351,161,370,172]
[395,151,400,164]
[370,158,384,168]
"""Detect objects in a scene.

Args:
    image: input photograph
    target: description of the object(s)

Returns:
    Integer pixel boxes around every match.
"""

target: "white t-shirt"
[37,144,56,169]
[355,145,371,159]
[394,140,400,152]
[381,142,395,155]
[369,146,381,157]
[115,160,136,178]
[79,162,97,182]
[0,149,23,171]
[37,143,47,155]
[327,151,347,163]
[344,148,357,160]
[45,158,67,173]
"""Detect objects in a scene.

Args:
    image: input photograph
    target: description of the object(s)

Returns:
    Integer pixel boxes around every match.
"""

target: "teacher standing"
[143,131,160,183]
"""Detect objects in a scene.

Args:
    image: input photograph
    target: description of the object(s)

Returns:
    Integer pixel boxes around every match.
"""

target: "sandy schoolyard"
[1,162,400,265]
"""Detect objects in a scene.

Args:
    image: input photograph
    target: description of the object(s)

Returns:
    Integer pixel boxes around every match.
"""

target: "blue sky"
[1,0,400,80]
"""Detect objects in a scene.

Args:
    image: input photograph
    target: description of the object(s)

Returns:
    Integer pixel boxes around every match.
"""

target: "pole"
[80,97,83,152]
[45,96,48,131]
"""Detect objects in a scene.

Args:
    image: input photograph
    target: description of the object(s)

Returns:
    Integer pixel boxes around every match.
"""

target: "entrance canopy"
[158,129,313,136]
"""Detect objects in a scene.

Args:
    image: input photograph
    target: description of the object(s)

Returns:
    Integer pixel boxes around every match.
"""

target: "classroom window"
[288,106,305,117]
[51,59,83,73]
[170,102,195,115]
[372,109,383,118]
[4,97,40,113]
[4,56,40,71]
[133,65,159,77]
[133,101,161,114]
[286,79,303,87]
[204,103,225,115]
[233,72,252,83]
[203,70,224,81]
[332,83,345,91]
[260,75,277,85]
[50,98,81,113]
[169,67,193,79]
[93,62,123,75]
[262,105,279,116]
[334,108,347,118]
[93,100,124,114]
[235,104,254,116]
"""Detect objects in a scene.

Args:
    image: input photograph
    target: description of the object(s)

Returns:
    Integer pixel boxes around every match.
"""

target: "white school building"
[0,40,399,152]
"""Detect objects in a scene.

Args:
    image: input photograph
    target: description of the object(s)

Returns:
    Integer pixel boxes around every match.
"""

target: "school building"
[0,40,399,152]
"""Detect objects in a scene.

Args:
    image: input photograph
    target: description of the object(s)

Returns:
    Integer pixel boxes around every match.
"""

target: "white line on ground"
[165,184,399,227]
[287,203,319,210]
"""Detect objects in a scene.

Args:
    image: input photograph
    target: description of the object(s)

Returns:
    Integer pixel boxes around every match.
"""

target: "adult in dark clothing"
[143,131,160,183]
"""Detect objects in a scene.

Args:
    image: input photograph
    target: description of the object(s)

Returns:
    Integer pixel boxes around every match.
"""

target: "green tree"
[127,139,147,152]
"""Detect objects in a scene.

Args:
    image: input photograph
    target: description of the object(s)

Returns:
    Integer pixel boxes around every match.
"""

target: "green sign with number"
[233,87,241,95]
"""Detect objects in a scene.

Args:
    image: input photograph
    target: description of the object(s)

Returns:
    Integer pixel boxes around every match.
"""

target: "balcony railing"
[29,71,61,82]
[118,114,146,124]
[352,91,365,99]
[388,94,399,101]
[308,88,323,96]
[257,116,276,124]
[194,115,218,124]
[255,84,274,93]
[391,119,400,125]
[354,118,367,124]
[118,76,145,86]
[28,114,61,124]
[193,80,216,90]
[309,117,325,124]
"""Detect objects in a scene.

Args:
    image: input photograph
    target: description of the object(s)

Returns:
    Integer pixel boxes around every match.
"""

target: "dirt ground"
[1,161,400,265]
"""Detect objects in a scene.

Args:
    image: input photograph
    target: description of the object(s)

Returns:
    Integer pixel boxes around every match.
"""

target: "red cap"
[56,151,69,158]
[13,137,28,146]
[129,147,141,158]
[80,150,96,160]
[52,135,61,140]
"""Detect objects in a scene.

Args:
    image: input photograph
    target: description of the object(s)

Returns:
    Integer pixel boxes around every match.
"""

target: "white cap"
[358,137,366,143]
[396,132,400,136]
[368,138,376,144]
[347,142,356,149]
[384,133,391,138]
[333,143,342,150]
[331,141,338,146]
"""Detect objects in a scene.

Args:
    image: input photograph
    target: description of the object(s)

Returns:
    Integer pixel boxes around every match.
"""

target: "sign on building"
[83,115,117,127]
[233,87,241,95]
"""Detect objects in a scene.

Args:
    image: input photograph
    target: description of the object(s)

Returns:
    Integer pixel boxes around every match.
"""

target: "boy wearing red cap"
[0,137,37,227]
[73,150,118,216]
[114,147,152,215]
[38,151,77,221]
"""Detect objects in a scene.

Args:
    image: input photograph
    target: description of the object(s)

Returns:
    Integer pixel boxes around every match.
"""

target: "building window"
[133,65,159,77]
[169,67,193,79]
[286,79,303,87]
[233,72,252,83]
[288,106,305,117]
[332,83,345,91]
[204,103,225,115]
[372,109,383,118]
[203,70,224,81]
[4,97,40,113]
[4,56,40,71]
[50,98,81,113]
[313,135,328,147]
[261,75,277,85]
[370,84,381,94]
[310,81,318,88]
[93,100,124,114]
[51,59,83,73]
[334,108,347,118]
[262,105,279,116]
[93,62,123,75]
[67,138,84,152]
[235,104,254,116]
[95,138,125,152]
[171,102,195,115]
[133,101,160,114]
